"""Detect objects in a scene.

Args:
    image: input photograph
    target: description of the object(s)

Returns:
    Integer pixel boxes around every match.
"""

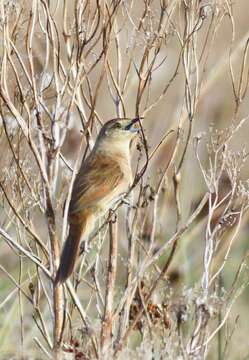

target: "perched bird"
[55,117,140,284]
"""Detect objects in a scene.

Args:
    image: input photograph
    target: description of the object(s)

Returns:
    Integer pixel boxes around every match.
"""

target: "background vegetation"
[0,0,249,359]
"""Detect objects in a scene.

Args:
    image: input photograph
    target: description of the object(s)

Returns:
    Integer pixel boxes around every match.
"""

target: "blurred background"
[1,0,249,358]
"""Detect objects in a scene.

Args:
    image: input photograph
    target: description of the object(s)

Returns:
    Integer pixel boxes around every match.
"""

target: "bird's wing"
[69,152,125,215]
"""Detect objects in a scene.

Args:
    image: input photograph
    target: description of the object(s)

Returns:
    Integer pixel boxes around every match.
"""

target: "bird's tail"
[55,221,86,284]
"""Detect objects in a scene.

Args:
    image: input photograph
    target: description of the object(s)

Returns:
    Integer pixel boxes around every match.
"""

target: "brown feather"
[56,126,135,283]
[69,153,125,215]
[55,217,88,284]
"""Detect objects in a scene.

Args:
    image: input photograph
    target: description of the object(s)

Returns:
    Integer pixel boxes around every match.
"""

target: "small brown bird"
[55,117,140,284]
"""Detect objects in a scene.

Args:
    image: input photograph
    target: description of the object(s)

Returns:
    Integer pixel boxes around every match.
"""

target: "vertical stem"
[18,242,24,359]
[218,273,223,360]
[52,234,64,358]
[46,190,64,358]
[119,205,138,338]
[100,216,118,357]
[53,282,64,359]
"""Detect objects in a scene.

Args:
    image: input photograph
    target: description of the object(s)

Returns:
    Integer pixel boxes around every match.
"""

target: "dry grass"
[1,0,249,359]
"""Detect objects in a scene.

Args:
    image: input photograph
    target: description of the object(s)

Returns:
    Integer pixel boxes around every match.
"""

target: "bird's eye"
[114,122,122,129]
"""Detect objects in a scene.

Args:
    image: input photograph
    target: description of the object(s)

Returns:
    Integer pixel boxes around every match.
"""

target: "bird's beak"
[125,117,143,132]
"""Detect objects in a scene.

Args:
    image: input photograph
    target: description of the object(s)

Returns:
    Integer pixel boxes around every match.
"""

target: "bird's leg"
[108,208,118,223]
[80,240,90,253]
[121,196,136,210]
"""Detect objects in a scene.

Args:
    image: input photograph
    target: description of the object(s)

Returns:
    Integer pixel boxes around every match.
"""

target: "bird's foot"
[121,197,136,209]
[80,241,90,254]
[108,209,117,223]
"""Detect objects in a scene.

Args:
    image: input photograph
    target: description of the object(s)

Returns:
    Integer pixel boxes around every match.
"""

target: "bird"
[55,117,140,284]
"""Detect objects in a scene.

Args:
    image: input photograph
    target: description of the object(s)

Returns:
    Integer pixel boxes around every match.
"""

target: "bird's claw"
[80,241,90,254]
[121,197,136,209]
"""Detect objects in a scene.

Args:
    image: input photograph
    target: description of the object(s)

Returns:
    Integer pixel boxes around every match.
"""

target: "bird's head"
[95,117,141,155]
[98,117,141,141]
